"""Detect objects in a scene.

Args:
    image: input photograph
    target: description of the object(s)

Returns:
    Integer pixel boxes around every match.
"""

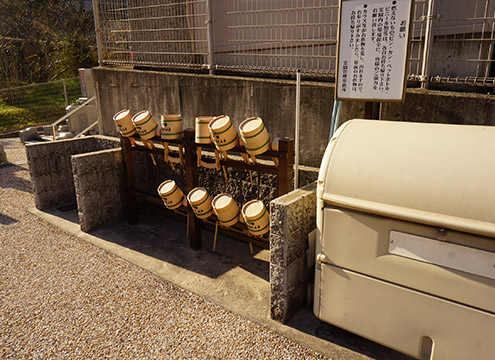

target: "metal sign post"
[335,0,414,114]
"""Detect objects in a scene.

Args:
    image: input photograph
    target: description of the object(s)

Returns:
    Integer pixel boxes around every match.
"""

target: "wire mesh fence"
[97,0,209,69]
[94,0,495,87]
[213,0,339,76]
[0,79,81,131]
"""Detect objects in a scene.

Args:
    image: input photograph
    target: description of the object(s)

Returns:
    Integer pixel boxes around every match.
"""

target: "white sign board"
[336,0,413,101]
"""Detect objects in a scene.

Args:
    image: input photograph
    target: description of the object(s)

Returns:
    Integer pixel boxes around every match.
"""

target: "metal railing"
[50,96,96,140]
[93,0,495,87]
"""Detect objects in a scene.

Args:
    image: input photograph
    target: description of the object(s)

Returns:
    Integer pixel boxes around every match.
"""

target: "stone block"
[270,263,287,297]
[95,136,121,150]
[72,148,124,232]
[19,127,39,143]
[270,292,288,323]
[26,136,121,212]
[286,256,305,294]
[285,229,305,266]
[269,234,285,267]
[269,181,317,323]
[269,201,287,237]
[286,200,303,235]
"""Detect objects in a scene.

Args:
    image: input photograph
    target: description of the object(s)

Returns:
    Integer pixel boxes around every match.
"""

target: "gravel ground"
[0,138,329,359]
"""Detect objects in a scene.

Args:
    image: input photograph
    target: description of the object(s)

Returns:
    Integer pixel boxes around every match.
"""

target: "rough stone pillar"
[269,182,317,323]
[25,138,97,209]
[71,148,126,232]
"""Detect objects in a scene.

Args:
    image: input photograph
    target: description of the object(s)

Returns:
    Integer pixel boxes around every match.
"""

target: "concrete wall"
[92,67,495,169]
[270,182,317,323]
[72,148,126,232]
[93,67,332,168]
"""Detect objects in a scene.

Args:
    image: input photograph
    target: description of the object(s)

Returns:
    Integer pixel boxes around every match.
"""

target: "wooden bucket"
[209,115,238,151]
[113,109,136,137]
[161,114,183,140]
[158,180,184,210]
[239,117,270,156]
[187,187,213,219]
[212,193,239,227]
[132,110,158,140]
[195,116,214,144]
[242,200,270,236]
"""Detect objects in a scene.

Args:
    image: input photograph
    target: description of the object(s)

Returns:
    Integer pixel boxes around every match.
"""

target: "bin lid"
[319,120,495,238]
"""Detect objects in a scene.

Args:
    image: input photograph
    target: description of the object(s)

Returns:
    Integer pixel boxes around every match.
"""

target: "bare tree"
[0,0,97,87]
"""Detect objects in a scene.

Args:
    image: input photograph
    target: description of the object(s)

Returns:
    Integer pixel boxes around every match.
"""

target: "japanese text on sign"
[336,0,412,101]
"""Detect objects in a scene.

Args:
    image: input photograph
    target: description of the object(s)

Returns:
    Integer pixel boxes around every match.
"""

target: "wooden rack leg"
[129,137,137,146]
[220,151,229,180]
[249,242,254,255]
[184,128,201,250]
[150,154,157,166]
[250,154,257,164]
[197,147,202,167]
[241,153,253,185]
[143,139,157,166]
[214,150,221,170]
[213,221,219,251]
[178,144,184,165]
[162,142,169,162]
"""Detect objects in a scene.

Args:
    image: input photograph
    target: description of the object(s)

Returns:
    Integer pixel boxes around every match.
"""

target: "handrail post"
[92,0,103,65]
[294,70,301,189]
[205,0,215,75]
[421,0,437,89]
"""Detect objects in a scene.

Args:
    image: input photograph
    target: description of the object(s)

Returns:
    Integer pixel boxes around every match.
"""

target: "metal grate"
[94,0,495,87]
[427,0,495,86]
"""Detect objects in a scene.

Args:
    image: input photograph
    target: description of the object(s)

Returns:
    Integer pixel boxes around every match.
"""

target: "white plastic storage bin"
[314,119,495,360]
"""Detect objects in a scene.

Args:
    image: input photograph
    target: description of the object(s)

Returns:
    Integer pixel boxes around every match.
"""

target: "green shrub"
[0,105,36,131]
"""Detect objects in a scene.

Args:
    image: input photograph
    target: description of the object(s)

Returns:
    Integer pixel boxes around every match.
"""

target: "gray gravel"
[0,138,329,359]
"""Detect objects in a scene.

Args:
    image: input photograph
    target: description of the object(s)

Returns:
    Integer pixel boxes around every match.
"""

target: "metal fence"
[0,79,81,131]
[94,0,495,87]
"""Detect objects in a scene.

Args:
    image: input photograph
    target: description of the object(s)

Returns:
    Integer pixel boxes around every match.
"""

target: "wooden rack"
[121,128,294,250]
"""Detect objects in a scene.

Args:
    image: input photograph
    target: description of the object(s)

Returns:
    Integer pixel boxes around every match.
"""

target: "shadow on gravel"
[0,163,33,194]
[89,210,270,281]
[45,206,270,281]
[0,212,18,225]
[286,308,414,360]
